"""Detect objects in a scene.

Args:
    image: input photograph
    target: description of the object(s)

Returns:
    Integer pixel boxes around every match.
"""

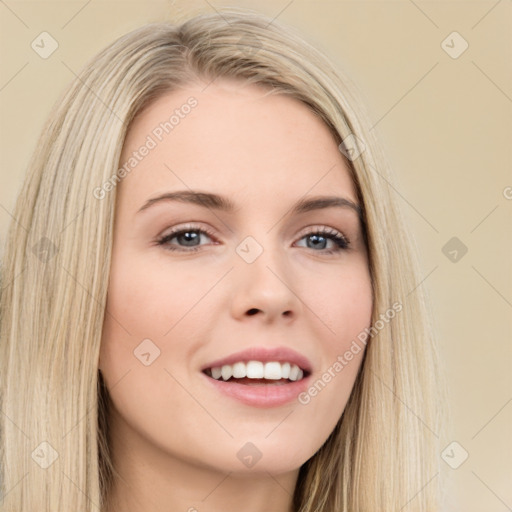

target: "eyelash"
[156,224,350,255]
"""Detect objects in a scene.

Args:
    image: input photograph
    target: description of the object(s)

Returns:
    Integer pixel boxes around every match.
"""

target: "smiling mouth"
[203,360,308,384]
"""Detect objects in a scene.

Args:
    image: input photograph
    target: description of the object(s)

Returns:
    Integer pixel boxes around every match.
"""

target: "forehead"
[118,79,358,210]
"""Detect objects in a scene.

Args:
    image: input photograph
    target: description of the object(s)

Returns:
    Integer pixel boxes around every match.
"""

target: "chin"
[202,434,322,476]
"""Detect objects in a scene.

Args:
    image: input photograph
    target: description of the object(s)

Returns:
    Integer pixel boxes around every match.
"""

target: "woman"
[0,9,443,512]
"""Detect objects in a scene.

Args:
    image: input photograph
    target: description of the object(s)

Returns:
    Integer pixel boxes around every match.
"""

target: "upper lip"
[201,346,313,374]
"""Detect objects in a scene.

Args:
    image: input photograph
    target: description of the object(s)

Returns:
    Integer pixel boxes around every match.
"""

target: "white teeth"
[246,361,264,378]
[221,364,233,381]
[211,367,222,379]
[207,360,306,382]
[232,362,246,378]
[288,364,300,381]
[281,362,291,379]
[264,361,282,380]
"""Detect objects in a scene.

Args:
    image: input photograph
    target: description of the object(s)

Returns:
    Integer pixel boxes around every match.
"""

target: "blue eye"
[295,229,349,254]
[156,225,350,254]
[157,226,215,253]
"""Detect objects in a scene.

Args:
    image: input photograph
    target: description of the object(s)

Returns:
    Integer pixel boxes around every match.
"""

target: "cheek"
[328,261,373,379]
[297,259,372,416]
[308,257,373,343]
[99,248,230,406]
[98,254,211,450]
[103,251,213,339]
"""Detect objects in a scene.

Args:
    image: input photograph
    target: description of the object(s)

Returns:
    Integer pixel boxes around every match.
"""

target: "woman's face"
[99,79,373,477]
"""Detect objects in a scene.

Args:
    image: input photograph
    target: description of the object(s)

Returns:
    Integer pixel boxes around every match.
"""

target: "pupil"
[308,234,326,249]
[180,231,199,246]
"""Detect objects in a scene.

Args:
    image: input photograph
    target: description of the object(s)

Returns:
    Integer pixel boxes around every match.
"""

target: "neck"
[105,467,298,512]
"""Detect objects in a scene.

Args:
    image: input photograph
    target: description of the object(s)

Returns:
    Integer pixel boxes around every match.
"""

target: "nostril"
[247,308,260,315]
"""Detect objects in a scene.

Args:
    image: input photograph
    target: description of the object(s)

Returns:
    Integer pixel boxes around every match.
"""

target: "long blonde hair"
[0,9,443,511]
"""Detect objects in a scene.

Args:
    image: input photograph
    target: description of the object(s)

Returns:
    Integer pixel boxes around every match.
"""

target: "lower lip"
[202,373,310,408]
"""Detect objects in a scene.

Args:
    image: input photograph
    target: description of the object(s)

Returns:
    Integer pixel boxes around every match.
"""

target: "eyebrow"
[137,190,362,219]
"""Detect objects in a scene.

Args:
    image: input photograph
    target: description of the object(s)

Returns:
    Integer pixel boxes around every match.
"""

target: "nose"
[229,244,302,323]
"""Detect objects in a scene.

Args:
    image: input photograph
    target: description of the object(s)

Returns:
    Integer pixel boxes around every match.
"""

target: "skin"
[99,78,373,512]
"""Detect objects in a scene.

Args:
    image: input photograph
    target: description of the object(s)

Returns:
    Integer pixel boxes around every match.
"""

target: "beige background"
[1,1,511,510]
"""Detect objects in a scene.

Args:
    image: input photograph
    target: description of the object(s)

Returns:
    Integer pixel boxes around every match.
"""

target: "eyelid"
[295,224,349,243]
[158,222,217,239]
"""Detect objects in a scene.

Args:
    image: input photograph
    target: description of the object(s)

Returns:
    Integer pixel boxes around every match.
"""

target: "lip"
[202,373,311,408]
[200,346,313,408]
